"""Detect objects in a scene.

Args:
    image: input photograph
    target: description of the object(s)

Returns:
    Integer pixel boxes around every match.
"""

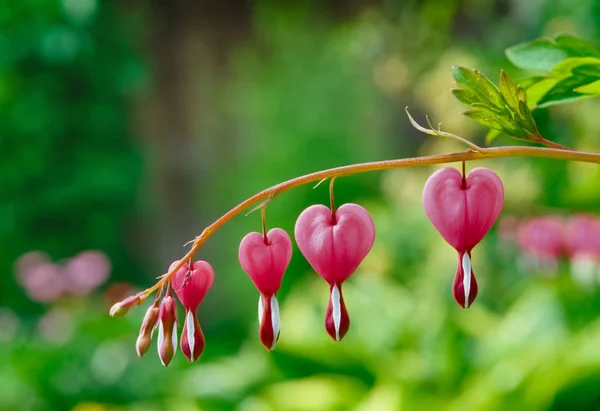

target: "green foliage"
[5,0,600,410]
[451,67,539,143]
[507,35,600,107]
[0,0,146,311]
[506,40,570,72]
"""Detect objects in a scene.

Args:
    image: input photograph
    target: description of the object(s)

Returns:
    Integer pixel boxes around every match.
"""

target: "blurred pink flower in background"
[565,215,600,287]
[517,216,565,274]
[14,250,111,303]
[63,251,111,295]
[564,214,600,258]
[498,215,520,243]
[37,308,74,345]
[503,213,600,287]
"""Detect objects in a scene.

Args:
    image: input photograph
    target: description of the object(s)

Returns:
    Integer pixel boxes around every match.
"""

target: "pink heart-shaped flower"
[294,203,375,285]
[171,260,214,310]
[422,167,504,252]
[238,228,293,295]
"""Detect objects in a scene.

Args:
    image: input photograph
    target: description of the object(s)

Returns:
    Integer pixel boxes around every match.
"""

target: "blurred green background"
[2,0,600,410]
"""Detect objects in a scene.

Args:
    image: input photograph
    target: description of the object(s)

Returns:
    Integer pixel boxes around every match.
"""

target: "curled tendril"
[405,107,488,154]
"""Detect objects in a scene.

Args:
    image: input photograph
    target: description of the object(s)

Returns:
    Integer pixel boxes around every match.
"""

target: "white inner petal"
[462,253,472,308]
[157,322,165,366]
[331,284,341,341]
[270,295,280,350]
[258,295,264,325]
[171,322,178,360]
[186,310,195,361]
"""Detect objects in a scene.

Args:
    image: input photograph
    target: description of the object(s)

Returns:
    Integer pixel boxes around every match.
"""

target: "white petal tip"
[331,284,341,341]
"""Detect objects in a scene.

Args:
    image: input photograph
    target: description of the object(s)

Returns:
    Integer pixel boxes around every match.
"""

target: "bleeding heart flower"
[171,260,214,362]
[239,228,292,350]
[295,203,375,341]
[422,167,504,308]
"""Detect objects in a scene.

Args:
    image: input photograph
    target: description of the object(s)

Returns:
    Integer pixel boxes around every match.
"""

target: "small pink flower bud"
[136,303,160,358]
[295,203,375,341]
[180,309,205,362]
[156,295,178,366]
[422,167,504,308]
[109,294,143,318]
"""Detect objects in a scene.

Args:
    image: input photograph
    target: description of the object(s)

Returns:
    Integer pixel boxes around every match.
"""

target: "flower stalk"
[127,108,600,303]
[144,145,600,298]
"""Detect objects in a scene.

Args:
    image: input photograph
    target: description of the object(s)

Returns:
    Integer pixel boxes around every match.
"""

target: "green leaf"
[499,70,519,110]
[574,79,600,94]
[525,78,557,107]
[506,40,569,71]
[473,69,505,107]
[551,57,600,76]
[452,67,539,142]
[452,65,480,89]
[554,34,600,58]
[572,63,600,77]
[461,110,505,132]
[485,129,502,144]
[517,76,548,89]
[537,71,600,107]
[451,88,478,105]
[517,86,528,104]
[452,66,505,108]
[505,35,600,107]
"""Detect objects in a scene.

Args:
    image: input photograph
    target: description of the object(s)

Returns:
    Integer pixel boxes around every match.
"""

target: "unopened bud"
[136,304,160,358]
[109,294,142,318]
[157,295,178,366]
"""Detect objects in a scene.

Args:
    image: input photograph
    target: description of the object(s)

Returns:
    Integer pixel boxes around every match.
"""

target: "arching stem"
[141,145,600,299]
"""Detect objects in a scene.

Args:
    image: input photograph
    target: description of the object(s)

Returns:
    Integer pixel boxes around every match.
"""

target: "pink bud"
[136,303,160,358]
[295,203,375,341]
[239,228,292,295]
[156,295,178,366]
[180,309,205,362]
[258,293,280,350]
[171,260,214,310]
[422,167,504,308]
[109,294,143,318]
